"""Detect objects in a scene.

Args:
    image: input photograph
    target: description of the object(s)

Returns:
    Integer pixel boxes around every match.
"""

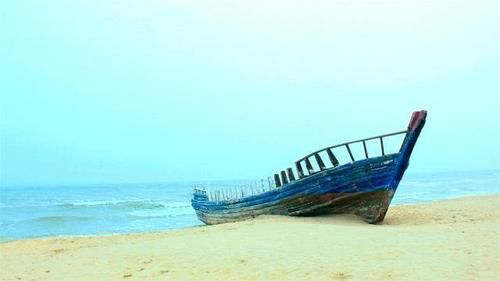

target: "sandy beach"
[1,194,499,281]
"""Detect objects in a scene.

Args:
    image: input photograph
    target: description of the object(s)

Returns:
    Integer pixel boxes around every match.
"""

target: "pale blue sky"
[1,0,499,186]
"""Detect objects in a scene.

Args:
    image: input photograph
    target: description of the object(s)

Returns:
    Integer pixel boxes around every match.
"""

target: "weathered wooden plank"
[287,168,296,181]
[363,140,369,159]
[380,137,385,156]
[194,161,398,223]
[193,154,399,213]
[280,170,288,185]
[346,144,355,162]
[274,174,282,188]
[305,158,315,174]
[314,153,326,171]
[326,148,339,167]
[295,162,305,178]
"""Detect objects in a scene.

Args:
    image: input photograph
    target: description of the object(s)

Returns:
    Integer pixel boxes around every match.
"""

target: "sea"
[0,170,498,242]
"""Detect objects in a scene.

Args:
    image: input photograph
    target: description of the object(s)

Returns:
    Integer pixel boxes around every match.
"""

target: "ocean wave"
[29,215,93,223]
[57,200,190,210]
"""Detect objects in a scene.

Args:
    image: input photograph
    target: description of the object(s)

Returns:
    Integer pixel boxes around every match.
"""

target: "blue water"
[0,170,498,242]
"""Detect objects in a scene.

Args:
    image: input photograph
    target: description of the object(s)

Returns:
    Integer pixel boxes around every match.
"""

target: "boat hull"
[193,154,401,224]
[191,110,426,225]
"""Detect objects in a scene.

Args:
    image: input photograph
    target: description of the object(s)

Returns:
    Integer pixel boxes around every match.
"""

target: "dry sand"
[1,194,499,281]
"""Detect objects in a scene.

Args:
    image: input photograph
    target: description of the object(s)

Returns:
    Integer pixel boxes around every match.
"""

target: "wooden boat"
[192,110,427,224]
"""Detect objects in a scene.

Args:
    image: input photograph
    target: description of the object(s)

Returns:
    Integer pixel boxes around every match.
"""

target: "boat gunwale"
[295,129,409,163]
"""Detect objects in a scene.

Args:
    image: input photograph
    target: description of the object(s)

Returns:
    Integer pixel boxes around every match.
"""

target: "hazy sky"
[1,0,499,186]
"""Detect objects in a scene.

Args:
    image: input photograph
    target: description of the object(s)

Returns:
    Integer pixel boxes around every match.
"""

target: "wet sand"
[1,194,499,280]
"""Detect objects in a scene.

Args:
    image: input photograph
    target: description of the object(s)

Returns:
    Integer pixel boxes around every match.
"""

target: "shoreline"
[2,192,498,244]
[1,194,499,280]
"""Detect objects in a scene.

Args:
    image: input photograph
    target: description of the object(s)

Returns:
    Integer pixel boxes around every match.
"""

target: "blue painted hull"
[192,111,427,224]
